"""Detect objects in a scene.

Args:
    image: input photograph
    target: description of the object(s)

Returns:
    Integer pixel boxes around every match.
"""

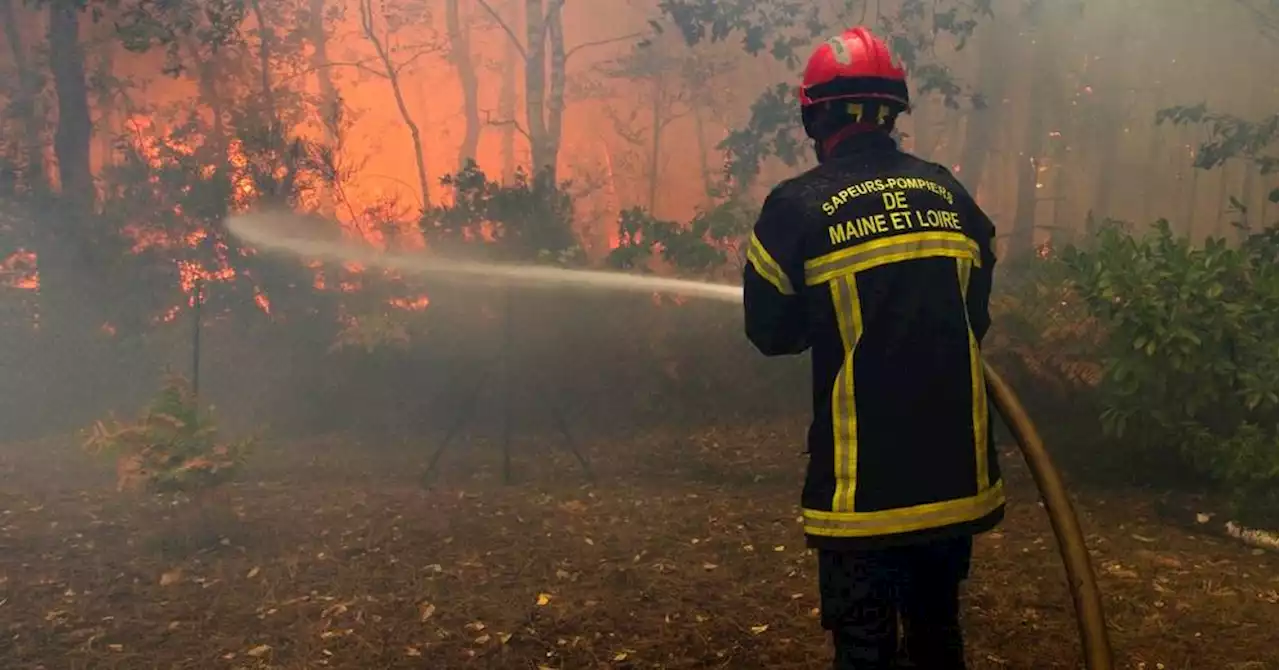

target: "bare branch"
[565,32,644,63]
[279,58,387,85]
[392,45,444,74]
[482,108,531,141]
[473,0,527,59]
[1233,0,1278,42]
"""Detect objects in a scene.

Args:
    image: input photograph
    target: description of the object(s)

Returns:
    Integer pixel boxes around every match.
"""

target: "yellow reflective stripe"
[804,231,980,286]
[746,233,795,295]
[803,480,1005,538]
[829,274,864,513]
[957,258,990,491]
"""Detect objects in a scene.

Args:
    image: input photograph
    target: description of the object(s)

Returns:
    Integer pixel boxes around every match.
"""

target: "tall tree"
[445,0,481,169]
[247,0,279,129]
[602,38,731,213]
[955,14,1009,199]
[476,0,638,183]
[497,0,518,183]
[0,0,48,193]
[305,0,341,140]
[355,0,441,207]
[47,0,93,206]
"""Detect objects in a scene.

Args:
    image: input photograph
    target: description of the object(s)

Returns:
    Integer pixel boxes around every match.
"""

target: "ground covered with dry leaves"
[0,424,1275,670]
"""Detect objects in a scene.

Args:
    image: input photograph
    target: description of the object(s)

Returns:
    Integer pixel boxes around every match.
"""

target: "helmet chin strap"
[815,122,883,163]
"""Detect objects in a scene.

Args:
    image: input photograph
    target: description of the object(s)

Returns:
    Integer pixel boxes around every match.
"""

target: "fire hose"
[984,362,1114,670]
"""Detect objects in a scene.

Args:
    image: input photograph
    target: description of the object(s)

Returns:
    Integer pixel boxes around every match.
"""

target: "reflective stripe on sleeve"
[746,233,795,295]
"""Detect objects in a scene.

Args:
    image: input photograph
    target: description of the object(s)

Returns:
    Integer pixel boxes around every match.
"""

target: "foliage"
[653,0,992,189]
[114,0,249,78]
[1156,104,1279,203]
[606,200,753,277]
[1059,219,1279,513]
[83,375,252,494]
[421,161,579,262]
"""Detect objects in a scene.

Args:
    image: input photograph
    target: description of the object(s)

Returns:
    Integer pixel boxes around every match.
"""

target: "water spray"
[225,213,744,302]
[225,212,1115,669]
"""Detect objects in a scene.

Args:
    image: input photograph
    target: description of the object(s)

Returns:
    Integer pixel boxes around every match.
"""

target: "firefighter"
[742,26,1004,670]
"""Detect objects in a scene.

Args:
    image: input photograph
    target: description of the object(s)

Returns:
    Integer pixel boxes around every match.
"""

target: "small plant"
[83,375,251,494]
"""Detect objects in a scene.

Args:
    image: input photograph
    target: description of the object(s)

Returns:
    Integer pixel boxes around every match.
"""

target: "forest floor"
[0,424,1275,670]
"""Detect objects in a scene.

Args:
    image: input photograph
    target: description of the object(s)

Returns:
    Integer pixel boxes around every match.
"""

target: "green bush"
[1060,220,1278,516]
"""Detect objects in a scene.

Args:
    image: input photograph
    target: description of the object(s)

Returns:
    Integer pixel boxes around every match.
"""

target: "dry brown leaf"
[107,644,124,652]
[750,624,769,635]
[246,567,260,579]
[560,500,588,513]
[159,570,182,586]
[613,651,629,661]
[474,634,491,645]
[419,602,436,622]
[246,644,271,657]
[405,647,422,657]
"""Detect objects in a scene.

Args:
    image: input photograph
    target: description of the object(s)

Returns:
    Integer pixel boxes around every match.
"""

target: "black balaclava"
[804,100,902,163]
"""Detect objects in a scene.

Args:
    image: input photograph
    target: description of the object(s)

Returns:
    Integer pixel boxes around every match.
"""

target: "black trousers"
[817,535,973,670]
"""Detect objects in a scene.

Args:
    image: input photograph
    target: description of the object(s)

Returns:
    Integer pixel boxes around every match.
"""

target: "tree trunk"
[1009,30,1053,260]
[307,0,341,140]
[1090,95,1126,221]
[498,0,518,183]
[184,39,227,151]
[1140,88,1166,224]
[524,0,550,178]
[956,18,1008,199]
[646,80,664,213]
[1183,126,1200,236]
[248,0,279,129]
[545,0,565,179]
[93,49,116,172]
[1241,152,1259,227]
[1086,24,1129,222]
[692,102,713,206]
[0,0,48,193]
[1212,161,1230,237]
[48,2,93,207]
[447,0,481,169]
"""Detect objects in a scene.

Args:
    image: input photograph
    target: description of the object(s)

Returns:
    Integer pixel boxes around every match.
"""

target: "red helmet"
[798,27,909,110]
